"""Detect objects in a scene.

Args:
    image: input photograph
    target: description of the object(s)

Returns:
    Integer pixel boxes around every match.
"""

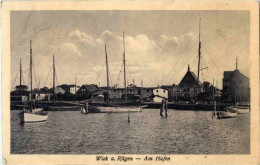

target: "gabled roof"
[179,66,201,87]
[80,84,98,92]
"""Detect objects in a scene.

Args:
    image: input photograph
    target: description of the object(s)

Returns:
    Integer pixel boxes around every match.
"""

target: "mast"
[105,45,110,104]
[213,78,216,117]
[123,31,127,102]
[20,58,22,96]
[236,57,238,70]
[53,55,55,103]
[141,80,143,99]
[30,40,33,111]
[37,80,40,101]
[75,75,77,101]
[235,57,237,106]
[197,18,201,87]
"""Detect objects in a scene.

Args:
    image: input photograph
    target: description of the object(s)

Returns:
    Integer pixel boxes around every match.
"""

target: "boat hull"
[19,108,48,123]
[19,112,48,123]
[89,106,142,113]
[227,106,250,114]
[217,111,237,119]
[45,106,81,111]
[81,107,87,114]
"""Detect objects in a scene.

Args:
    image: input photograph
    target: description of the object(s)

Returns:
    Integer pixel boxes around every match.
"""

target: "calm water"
[11,109,250,154]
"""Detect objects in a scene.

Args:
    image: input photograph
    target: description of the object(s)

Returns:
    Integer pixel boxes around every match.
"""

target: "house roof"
[179,66,202,87]
[224,69,249,80]
[80,84,98,92]
[15,85,28,88]
[92,90,107,95]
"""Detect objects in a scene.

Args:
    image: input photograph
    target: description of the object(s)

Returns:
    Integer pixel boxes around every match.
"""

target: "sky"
[11,10,250,90]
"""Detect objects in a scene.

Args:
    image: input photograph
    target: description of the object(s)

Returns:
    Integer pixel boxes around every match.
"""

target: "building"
[91,90,107,103]
[222,69,250,102]
[141,87,155,100]
[10,85,29,102]
[161,66,202,101]
[153,88,168,102]
[15,85,28,92]
[109,87,141,100]
[58,84,80,95]
[177,65,202,100]
[77,84,99,100]
[31,91,52,101]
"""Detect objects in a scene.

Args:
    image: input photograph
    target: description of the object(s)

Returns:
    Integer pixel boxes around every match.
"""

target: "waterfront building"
[141,87,155,99]
[109,87,141,100]
[77,84,99,100]
[58,84,80,95]
[152,88,168,102]
[222,69,250,102]
[32,91,52,101]
[15,85,28,92]
[108,86,155,101]
[161,66,202,101]
[91,90,107,103]
[10,85,29,102]
[53,86,66,94]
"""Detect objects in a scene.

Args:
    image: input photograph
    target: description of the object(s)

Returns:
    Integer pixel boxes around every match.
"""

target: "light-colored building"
[109,87,141,99]
[58,84,80,95]
[153,88,168,102]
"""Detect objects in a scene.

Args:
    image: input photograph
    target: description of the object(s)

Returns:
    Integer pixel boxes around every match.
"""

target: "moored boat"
[19,40,48,123]
[227,105,250,114]
[217,110,237,119]
[19,110,48,123]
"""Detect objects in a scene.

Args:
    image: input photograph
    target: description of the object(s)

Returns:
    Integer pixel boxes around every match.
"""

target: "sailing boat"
[19,40,48,123]
[89,32,142,113]
[227,58,250,114]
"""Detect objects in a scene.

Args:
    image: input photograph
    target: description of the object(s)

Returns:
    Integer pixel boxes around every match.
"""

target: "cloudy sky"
[11,10,250,89]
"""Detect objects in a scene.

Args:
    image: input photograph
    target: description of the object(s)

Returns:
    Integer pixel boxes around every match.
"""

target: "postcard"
[1,1,259,164]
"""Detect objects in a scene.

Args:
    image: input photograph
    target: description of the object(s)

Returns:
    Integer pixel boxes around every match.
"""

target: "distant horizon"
[11,10,250,90]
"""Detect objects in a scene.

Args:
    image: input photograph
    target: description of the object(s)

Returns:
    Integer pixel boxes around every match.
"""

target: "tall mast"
[30,40,33,111]
[197,18,201,87]
[53,55,55,103]
[75,75,77,101]
[20,58,22,96]
[235,57,237,106]
[105,45,110,104]
[141,80,143,100]
[236,57,238,70]
[123,31,127,102]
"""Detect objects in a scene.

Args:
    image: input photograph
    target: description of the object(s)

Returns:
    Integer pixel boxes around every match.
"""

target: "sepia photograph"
[2,1,259,164]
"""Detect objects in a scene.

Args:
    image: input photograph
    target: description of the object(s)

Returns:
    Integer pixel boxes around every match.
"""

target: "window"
[156,90,158,93]
[147,89,149,92]
[163,90,165,93]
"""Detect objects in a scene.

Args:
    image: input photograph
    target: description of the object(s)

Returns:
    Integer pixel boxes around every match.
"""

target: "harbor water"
[11,109,250,154]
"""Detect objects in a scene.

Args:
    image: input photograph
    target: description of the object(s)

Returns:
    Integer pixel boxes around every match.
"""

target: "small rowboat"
[217,109,237,119]
[227,105,250,114]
